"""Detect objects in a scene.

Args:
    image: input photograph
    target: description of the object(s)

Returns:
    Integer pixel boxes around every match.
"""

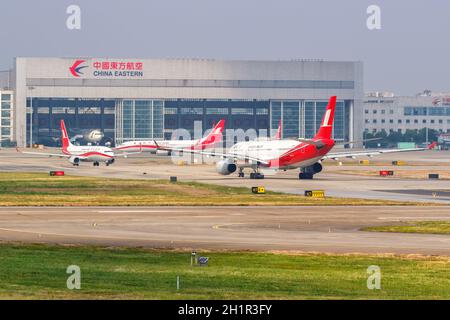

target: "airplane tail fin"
[274,120,282,140]
[427,141,438,150]
[314,96,336,140]
[196,119,225,148]
[60,120,73,152]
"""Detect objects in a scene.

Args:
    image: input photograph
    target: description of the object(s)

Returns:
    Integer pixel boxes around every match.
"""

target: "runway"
[1,206,449,255]
[2,149,449,203]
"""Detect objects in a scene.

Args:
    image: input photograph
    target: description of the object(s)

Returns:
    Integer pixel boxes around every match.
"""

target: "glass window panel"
[271,102,281,134]
[304,101,315,138]
[231,108,253,115]
[283,102,299,138]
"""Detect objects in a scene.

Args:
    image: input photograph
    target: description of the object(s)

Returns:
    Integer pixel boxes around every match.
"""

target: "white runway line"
[378,216,450,220]
[95,210,188,213]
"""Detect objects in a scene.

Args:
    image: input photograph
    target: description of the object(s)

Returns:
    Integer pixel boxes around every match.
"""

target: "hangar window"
[256,108,268,115]
[180,108,203,115]
[398,119,402,124]
[1,110,11,117]
[38,107,50,114]
[1,102,11,109]
[1,94,11,101]
[52,107,75,114]
[79,107,100,114]
[232,108,253,115]
[206,108,228,115]
[164,108,178,115]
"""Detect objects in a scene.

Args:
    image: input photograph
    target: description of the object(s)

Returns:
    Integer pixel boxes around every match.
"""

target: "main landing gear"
[249,168,264,179]
[298,172,314,180]
[250,172,264,179]
[238,168,264,179]
[298,162,323,180]
[93,161,100,167]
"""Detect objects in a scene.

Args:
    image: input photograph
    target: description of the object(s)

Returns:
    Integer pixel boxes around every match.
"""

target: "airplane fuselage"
[229,139,335,169]
[115,139,203,153]
[64,145,115,162]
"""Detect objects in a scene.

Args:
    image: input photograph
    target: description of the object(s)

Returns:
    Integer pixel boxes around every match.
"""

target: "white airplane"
[17,120,137,166]
[115,119,226,154]
[156,96,436,179]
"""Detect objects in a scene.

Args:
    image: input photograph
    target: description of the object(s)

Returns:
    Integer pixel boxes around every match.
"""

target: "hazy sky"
[0,0,448,95]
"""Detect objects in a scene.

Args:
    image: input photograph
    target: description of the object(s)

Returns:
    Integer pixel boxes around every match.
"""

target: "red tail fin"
[196,119,225,149]
[427,141,437,150]
[314,96,336,140]
[60,120,72,153]
[274,120,282,139]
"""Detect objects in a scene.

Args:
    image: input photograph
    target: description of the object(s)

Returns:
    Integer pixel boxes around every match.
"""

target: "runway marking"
[378,217,450,220]
[95,210,186,213]
[0,226,301,246]
[0,226,447,253]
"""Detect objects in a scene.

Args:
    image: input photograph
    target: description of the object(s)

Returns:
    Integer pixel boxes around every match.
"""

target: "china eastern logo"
[69,60,88,77]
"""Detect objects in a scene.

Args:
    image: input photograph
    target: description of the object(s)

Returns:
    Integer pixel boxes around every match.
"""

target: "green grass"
[0,243,449,299]
[0,172,424,206]
[363,221,450,235]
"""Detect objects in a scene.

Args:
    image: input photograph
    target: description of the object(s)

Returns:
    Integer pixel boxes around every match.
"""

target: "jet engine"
[216,159,237,175]
[156,150,170,156]
[68,156,80,165]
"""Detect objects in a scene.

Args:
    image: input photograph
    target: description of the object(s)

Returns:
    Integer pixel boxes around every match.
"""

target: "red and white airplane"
[18,120,135,166]
[115,119,226,154]
[156,96,436,179]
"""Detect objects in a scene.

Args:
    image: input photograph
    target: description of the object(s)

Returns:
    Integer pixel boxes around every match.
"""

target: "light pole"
[28,86,35,147]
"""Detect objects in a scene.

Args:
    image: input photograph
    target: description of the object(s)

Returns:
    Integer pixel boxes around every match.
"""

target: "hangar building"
[12,57,363,147]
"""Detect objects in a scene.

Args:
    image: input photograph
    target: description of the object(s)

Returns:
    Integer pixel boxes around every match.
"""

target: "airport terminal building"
[364,91,450,134]
[12,57,363,147]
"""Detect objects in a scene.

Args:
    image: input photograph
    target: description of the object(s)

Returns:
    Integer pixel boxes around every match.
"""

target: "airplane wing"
[154,142,270,165]
[323,143,436,160]
[16,148,74,158]
[114,151,143,158]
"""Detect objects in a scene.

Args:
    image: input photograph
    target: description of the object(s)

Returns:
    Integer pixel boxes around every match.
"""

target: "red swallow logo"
[69,60,87,77]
